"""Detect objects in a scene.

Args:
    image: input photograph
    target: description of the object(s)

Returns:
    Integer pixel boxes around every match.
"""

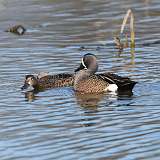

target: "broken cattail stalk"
[120,9,131,34]
[120,9,135,48]
[114,9,135,50]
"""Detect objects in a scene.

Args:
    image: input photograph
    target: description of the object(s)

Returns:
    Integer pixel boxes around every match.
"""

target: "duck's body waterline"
[21,72,136,93]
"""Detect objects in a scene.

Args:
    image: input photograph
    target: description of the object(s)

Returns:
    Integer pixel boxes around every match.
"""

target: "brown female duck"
[21,73,74,91]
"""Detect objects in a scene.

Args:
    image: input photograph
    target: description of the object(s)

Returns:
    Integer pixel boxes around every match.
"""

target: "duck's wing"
[39,73,74,88]
[96,73,115,84]
[98,72,137,92]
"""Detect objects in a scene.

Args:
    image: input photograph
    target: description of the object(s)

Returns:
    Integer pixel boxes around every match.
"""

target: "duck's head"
[21,75,38,91]
[75,53,98,73]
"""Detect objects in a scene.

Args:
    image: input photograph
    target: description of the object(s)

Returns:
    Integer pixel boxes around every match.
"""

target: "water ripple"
[0,0,160,160]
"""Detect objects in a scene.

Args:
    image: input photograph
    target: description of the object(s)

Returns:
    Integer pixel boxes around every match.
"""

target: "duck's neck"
[74,69,94,84]
[33,80,42,91]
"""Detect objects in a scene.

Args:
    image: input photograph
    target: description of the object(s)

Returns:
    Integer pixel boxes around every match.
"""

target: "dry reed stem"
[120,9,135,48]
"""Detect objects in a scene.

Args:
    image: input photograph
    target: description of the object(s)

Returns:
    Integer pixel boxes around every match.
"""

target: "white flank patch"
[105,84,118,92]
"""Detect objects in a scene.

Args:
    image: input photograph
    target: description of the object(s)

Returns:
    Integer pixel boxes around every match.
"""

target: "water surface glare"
[0,0,160,159]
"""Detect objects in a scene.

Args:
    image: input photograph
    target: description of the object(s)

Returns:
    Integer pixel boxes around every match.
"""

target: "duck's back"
[38,73,74,89]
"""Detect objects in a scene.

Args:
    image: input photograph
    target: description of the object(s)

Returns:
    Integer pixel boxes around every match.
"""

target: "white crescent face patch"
[81,57,87,69]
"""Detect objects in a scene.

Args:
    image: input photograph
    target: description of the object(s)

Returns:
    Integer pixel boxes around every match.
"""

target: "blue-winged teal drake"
[74,53,137,93]
[21,73,74,91]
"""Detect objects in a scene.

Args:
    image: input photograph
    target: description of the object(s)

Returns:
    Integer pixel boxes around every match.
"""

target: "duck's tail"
[99,72,137,92]
[117,81,137,92]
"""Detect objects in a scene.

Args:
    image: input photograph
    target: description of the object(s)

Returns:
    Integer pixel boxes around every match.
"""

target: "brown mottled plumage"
[74,71,109,93]
[21,73,74,91]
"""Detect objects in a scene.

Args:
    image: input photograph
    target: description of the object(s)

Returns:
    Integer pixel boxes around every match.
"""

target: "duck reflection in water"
[75,92,105,108]
[23,86,106,103]
[75,91,119,108]
[24,91,36,102]
[24,87,133,108]
[75,90,133,108]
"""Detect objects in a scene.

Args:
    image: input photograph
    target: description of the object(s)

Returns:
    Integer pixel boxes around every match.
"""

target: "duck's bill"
[74,63,85,72]
[21,83,34,92]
